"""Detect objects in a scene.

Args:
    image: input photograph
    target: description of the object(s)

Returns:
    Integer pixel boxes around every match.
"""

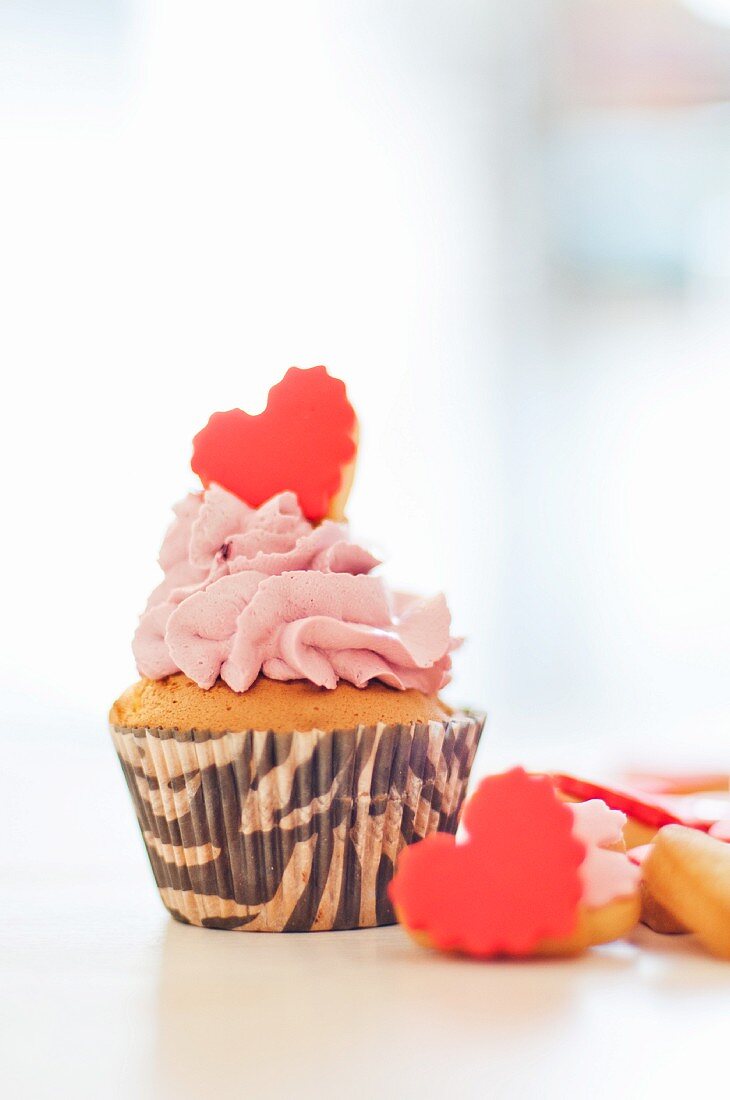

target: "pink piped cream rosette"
[132,486,456,695]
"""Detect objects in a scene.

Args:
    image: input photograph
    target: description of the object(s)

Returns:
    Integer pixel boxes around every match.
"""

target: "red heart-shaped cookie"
[389,768,586,957]
[191,366,357,522]
[549,773,725,849]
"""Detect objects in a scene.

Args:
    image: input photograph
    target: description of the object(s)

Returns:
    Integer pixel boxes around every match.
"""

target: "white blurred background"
[2,0,729,773]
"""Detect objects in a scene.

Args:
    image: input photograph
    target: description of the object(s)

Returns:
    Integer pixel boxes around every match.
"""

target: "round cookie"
[643,825,730,959]
[627,845,688,935]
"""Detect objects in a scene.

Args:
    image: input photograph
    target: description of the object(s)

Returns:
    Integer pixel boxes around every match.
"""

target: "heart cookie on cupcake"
[110,366,484,932]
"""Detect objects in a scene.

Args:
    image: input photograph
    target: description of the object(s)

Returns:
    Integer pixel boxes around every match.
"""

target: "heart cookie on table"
[549,773,727,849]
[192,365,358,522]
[389,768,641,959]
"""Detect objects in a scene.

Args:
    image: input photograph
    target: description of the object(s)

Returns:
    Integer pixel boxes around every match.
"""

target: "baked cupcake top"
[132,367,458,695]
[111,674,453,734]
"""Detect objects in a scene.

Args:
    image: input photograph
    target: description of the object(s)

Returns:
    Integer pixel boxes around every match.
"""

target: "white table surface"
[3,712,728,1100]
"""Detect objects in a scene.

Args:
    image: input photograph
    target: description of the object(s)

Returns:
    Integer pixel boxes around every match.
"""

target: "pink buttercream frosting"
[133,486,457,693]
[569,800,641,909]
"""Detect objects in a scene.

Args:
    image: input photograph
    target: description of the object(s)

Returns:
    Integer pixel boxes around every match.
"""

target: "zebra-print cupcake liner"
[111,711,484,932]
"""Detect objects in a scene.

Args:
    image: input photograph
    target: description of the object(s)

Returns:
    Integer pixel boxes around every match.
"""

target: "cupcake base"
[111,713,484,932]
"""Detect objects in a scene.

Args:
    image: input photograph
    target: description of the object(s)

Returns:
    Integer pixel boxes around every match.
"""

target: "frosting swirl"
[569,800,641,908]
[133,486,456,693]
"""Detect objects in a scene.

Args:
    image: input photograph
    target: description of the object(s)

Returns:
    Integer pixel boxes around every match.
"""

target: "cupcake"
[110,366,484,931]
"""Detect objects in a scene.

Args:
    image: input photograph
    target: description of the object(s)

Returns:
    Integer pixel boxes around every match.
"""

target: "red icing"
[550,773,718,832]
[388,768,586,958]
[191,366,357,522]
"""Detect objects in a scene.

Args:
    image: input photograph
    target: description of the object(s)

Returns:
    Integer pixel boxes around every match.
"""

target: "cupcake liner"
[110,711,484,932]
